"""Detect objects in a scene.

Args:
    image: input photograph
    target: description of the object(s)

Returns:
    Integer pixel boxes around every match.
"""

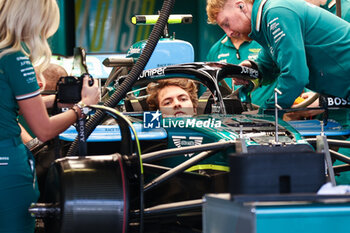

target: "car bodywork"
[29,62,323,233]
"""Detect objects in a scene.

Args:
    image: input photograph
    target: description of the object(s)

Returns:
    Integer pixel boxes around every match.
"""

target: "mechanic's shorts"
[0,137,39,233]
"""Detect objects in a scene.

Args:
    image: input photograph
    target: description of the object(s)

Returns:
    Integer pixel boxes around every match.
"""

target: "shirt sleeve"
[256,48,280,85]
[259,7,309,110]
[3,51,40,100]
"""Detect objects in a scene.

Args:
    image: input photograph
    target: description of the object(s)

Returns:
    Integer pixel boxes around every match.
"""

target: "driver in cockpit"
[146,79,198,118]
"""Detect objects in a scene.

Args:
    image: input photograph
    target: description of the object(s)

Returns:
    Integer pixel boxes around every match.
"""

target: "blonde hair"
[0,0,60,73]
[207,0,254,24]
[146,79,198,111]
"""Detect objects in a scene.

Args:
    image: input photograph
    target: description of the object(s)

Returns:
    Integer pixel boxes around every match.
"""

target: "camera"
[57,73,94,103]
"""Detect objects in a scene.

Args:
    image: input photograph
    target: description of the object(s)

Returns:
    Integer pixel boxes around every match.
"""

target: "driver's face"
[158,85,196,117]
[216,0,252,41]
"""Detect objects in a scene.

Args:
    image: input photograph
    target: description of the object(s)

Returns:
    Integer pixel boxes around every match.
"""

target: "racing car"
[29,61,329,233]
[28,6,350,233]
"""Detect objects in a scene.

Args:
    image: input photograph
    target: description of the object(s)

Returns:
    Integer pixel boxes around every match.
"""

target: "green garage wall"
[50,0,223,61]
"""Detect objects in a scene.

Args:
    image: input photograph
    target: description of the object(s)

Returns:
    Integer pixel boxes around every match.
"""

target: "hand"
[286,91,323,120]
[81,75,100,105]
[283,109,324,121]
[232,60,251,86]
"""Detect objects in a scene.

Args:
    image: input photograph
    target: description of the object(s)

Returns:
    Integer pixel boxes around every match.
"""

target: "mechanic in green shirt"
[0,1,100,233]
[284,0,350,122]
[303,0,350,127]
[207,0,350,113]
[206,34,276,107]
[307,0,350,185]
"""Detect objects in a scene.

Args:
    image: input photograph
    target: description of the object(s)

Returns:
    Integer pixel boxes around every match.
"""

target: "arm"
[19,96,77,142]
[256,48,280,85]
[259,7,309,110]
[19,123,33,144]
[42,95,56,109]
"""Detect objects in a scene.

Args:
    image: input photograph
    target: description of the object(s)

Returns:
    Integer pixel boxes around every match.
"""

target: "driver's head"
[207,0,253,41]
[35,63,68,92]
[146,79,198,117]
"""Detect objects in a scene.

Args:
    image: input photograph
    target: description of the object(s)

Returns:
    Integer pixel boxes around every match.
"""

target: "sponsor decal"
[249,48,261,53]
[267,17,285,45]
[241,66,259,79]
[326,97,350,107]
[127,48,141,55]
[139,67,166,79]
[172,136,203,157]
[218,53,230,59]
[0,156,9,166]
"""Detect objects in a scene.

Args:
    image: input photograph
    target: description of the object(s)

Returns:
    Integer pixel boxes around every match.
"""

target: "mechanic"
[305,0,350,126]
[146,79,198,117]
[305,0,350,185]
[206,0,350,113]
[283,0,350,121]
[36,63,69,109]
[0,1,100,233]
[206,28,277,107]
[20,63,69,144]
[38,63,68,92]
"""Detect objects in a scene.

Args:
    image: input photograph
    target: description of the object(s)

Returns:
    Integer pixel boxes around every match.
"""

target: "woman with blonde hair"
[0,1,100,232]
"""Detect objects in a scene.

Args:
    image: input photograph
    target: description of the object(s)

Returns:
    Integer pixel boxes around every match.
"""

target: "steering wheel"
[292,92,320,109]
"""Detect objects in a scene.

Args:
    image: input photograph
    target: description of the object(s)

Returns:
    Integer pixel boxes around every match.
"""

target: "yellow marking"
[132,16,137,25]
[91,0,110,51]
[249,48,261,53]
[75,0,83,29]
[136,0,156,42]
[186,164,230,172]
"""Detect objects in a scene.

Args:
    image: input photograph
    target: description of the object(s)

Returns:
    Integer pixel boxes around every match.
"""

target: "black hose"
[67,0,176,157]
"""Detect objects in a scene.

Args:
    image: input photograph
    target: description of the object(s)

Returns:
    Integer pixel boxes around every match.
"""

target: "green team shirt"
[206,35,276,106]
[320,0,350,129]
[250,0,350,110]
[321,0,350,22]
[320,0,350,185]
[207,35,261,64]
[0,51,40,140]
